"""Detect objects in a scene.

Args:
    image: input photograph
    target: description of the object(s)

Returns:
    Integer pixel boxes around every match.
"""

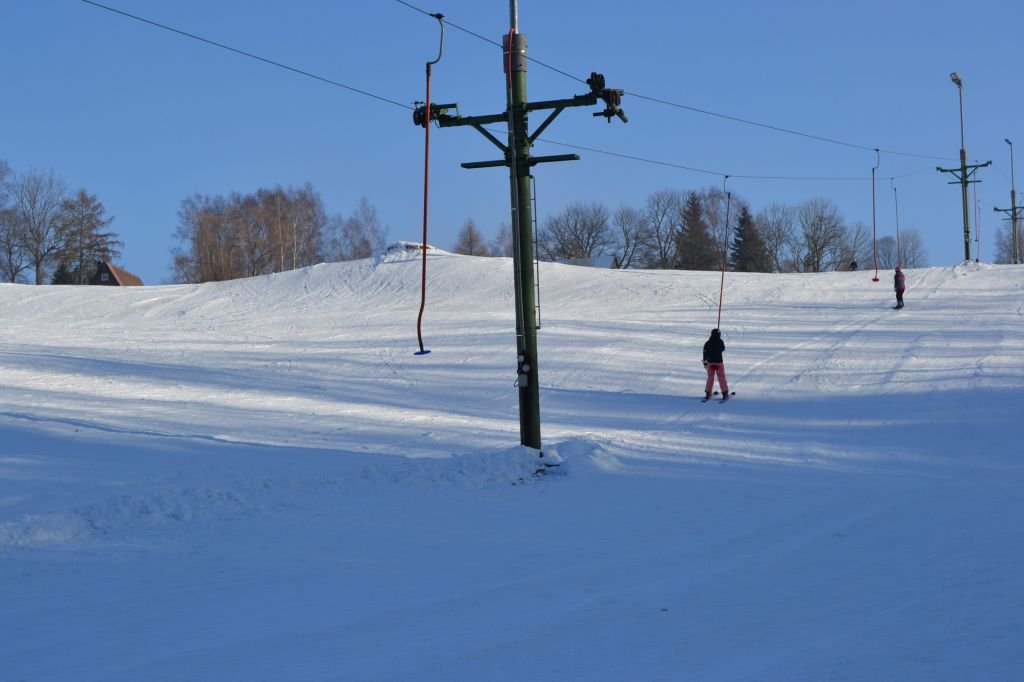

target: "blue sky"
[4,0,1023,284]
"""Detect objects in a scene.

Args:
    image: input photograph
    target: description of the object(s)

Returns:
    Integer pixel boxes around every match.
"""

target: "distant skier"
[849,260,858,271]
[702,328,729,401]
[894,266,906,308]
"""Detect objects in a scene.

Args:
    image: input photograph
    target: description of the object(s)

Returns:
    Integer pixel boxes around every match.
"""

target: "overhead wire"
[626,93,952,163]
[392,0,955,164]
[83,0,956,186]
[534,136,937,183]
[80,0,413,110]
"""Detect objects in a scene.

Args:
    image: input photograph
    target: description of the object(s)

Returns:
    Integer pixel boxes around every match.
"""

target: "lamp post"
[1007,138,1020,264]
[892,179,902,268]
[950,72,972,261]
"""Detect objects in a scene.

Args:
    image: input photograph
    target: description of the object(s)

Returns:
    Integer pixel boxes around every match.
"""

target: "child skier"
[702,328,729,401]
[894,267,906,308]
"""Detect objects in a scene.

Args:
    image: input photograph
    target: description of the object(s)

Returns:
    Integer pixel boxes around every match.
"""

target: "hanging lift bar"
[414,13,445,356]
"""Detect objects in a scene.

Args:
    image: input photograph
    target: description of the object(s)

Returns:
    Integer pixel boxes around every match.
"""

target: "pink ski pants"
[705,363,729,394]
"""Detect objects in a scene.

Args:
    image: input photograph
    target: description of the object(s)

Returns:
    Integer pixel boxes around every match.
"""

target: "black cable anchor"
[586,73,627,123]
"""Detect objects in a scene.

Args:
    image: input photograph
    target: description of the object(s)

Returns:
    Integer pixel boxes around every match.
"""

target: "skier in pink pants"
[702,328,729,401]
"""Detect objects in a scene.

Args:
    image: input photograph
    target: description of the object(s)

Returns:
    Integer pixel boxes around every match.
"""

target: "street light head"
[1006,138,1013,146]
[949,71,962,87]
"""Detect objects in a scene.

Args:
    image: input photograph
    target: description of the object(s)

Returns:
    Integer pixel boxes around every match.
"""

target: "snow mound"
[0,486,256,549]
[381,241,450,262]
[362,446,560,487]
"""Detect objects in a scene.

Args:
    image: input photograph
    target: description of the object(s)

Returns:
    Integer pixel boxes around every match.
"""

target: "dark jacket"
[894,270,906,292]
[703,334,725,364]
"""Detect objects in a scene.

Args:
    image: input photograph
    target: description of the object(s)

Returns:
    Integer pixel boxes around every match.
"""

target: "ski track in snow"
[1,254,1023,681]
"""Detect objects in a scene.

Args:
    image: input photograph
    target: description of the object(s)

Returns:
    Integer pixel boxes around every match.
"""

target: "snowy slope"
[1,253,1022,681]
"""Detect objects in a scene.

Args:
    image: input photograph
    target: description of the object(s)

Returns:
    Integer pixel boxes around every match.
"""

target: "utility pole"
[413,2,626,451]
[993,138,1021,264]
[938,72,990,262]
[937,158,991,261]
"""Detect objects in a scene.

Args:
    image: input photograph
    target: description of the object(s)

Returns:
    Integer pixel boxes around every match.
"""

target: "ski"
[703,391,735,403]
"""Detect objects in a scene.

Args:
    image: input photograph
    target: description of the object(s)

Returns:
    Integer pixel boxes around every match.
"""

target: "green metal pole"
[1012,192,1020,265]
[505,30,541,450]
[961,148,972,262]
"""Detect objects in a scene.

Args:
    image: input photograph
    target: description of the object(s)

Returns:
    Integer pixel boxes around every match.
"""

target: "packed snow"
[2,251,1022,681]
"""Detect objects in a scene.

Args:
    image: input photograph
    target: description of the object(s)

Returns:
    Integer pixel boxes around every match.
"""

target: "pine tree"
[729,205,772,272]
[677,192,718,270]
[50,261,75,284]
[60,190,122,283]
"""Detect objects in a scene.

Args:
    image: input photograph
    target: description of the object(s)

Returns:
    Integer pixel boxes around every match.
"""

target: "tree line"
[6,155,1018,284]
[171,188,388,283]
[0,161,123,284]
[453,185,934,272]
[1,159,393,285]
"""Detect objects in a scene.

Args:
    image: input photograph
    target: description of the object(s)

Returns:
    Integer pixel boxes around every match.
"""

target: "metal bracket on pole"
[461,154,580,170]
[937,160,991,261]
[993,204,1024,264]
[936,160,992,182]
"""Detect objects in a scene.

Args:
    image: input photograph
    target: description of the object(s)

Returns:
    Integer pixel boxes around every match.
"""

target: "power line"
[536,138,724,177]
[84,0,951,184]
[81,0,413,110]
[393,0,954,163]
[536,137,941,183]
[625,92,951,163]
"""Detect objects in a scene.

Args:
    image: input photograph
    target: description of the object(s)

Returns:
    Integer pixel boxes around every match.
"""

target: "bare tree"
[698,185,732,264]
[327,196,387,261]
[640,188,683,268]
[798,198,846,272]
[876,236,899,269]
[11,168,68,284]
[757,202,796,273]
[59,190,122,283]
[285,183,326,269]
[490,222,514,258]
[172,185,330,283]
[993,224,1013,264]
[611,205,646,269]
[453,218,490,256]
[841,221,872,271]
[172,194,234,283]
[0,161,29,282]
[225,192,271,278]
[0,207,28,283]
[537,201,612,262]
[898,228,928,268]
[252,185,324,272]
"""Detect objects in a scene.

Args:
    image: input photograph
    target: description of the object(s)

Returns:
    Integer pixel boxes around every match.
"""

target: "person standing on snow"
[894,267,906,308]
[702,328,729,401]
